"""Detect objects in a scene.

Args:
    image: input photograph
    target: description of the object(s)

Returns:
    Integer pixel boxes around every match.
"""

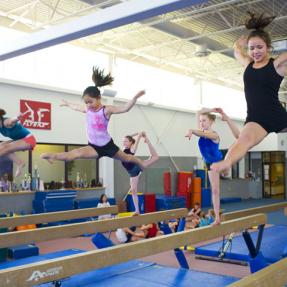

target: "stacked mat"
[156,195,186,210]
[33,190,77,213]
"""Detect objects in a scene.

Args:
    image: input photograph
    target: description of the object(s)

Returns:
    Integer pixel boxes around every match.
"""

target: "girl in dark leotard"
[122,132,158,214]
[212,12,287,174]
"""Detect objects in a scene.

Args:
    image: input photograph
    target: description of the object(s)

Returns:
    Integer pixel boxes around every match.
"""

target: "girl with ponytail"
[41,67,157,171]
[212,12,287,174]
[122,131,158,215]
[0,108,36,177]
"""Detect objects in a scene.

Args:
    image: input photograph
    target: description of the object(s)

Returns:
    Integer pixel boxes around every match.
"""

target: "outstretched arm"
[60,99,86,113]
[234,36,252,67]
[130,132,143,154]
[185,129,219,141]
[215,108,240,139]
[105,90,145,116]
[3,113,23,128]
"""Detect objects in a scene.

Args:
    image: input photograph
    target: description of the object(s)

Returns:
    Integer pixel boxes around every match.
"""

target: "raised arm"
[3,113,23,128]
[274,52,287,76]
[3,117,19,128]
[105,90,145,116]
[234,36,252,67]
[215,108,240,139]
[130,132,143,154]
[60,99,86,113]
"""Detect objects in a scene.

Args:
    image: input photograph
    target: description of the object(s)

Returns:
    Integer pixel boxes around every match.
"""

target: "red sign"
[20,100,51,130]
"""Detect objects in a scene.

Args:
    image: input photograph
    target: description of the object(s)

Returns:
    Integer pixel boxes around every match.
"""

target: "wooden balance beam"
[0,206,118,228]
[0,213,266,287]
[227,257,287,287]
[221,202,287,221]
[0,208,187,248]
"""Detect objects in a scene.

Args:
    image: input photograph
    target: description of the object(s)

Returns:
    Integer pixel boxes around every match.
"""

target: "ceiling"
[0,0,286,92]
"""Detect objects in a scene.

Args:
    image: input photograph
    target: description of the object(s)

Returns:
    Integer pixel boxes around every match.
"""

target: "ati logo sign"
[27,267,63,282]
[20,100,51,130]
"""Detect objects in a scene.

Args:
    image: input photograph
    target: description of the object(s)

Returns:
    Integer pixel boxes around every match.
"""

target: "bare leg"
[211,122,267,173]
[208,170,221,225]
[8,153,25,177]
[130,176,140,214]
[114,150,146,169]
[0,139,31,157]
[41,146,98,164]
[142,136,158,167]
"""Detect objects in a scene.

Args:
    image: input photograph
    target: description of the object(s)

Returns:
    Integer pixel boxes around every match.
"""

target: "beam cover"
[221,202,287,221]
[0,206,118,228]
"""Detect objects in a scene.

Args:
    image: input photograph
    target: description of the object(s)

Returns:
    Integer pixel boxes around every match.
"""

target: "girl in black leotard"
[122,132,158,214]
[212,12,287,174]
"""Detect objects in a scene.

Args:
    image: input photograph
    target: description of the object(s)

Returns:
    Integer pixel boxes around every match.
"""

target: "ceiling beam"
[0,0,207,61]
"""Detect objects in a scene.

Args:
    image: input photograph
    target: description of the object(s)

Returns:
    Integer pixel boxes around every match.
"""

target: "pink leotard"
[86,106,111,146]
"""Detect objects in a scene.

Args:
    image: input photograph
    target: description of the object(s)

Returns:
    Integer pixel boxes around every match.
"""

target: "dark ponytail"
[125,135,136,145]
[245,11,275,48]
[83,67,114,99]
[0,109,6,121]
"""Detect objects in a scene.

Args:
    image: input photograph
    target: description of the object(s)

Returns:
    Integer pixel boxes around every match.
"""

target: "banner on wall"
[20,100,51,130]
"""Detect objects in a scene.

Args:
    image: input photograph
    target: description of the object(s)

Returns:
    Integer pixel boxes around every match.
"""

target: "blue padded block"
[126,194,144,213]
[201,188,212,207]
[8,244,39,259]
[92,233,114,249]
[0,249,84,269]
[195,225,287,263]
[249,252,269,273]
[74,199,99,209]
[156,195,186,210]
[36,260,238,287]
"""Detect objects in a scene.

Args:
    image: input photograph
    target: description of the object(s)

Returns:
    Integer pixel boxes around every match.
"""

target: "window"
[67,145,97,188]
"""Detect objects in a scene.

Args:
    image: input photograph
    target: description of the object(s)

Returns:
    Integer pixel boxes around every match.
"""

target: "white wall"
[0,80,86,144]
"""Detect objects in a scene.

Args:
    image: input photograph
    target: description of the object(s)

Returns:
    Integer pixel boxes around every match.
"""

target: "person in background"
[97,194,112,220]
[121,131,158,215]
[186,202,201,222]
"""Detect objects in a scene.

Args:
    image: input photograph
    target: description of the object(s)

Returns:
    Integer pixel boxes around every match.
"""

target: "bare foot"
[40,153,55,164]
[211,160,231,175]
[212,219,221,226]
[15,162,25,177]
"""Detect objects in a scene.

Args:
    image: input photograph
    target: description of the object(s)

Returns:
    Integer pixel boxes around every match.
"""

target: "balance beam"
[0,209,187,248]
[284,207,287,216]
[227,257,287,287]
[221,202,287,221]
[0,214,266,287]
[0,206,118,228]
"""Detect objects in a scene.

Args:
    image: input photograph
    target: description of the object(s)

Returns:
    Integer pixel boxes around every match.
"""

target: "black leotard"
[244,58,287,133]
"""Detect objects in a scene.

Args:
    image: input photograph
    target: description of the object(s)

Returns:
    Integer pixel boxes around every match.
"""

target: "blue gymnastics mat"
[0,249,84,269]
[195,225,287,263]
[37,260,239,287]
[0,248,239,287]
